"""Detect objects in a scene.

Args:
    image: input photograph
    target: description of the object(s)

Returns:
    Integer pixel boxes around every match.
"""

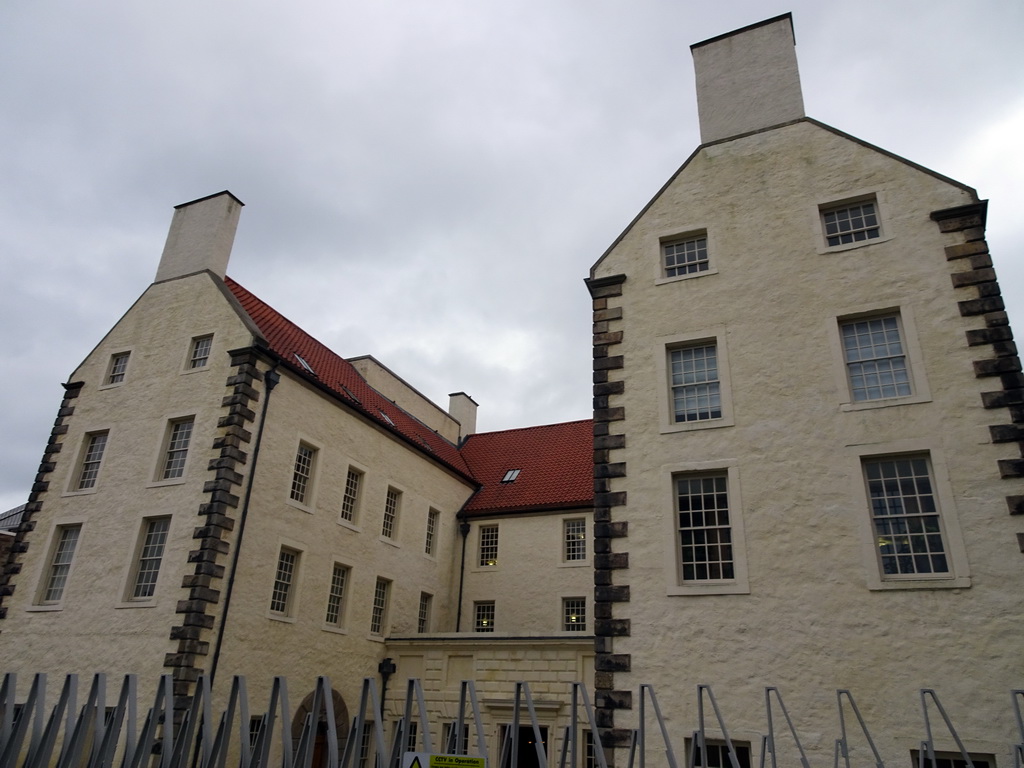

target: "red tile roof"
[225,277,473,479]
[458,420,594,515]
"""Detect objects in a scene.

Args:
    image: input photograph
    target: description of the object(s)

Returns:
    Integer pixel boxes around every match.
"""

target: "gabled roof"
[224,277,473,479]
[458,420,593,515]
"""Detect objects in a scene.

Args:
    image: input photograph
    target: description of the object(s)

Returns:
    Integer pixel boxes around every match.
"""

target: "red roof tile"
[224,276,473,479]
[458,420,593,515]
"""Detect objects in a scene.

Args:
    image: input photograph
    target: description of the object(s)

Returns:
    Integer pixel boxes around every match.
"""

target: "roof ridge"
[471,418,592,439]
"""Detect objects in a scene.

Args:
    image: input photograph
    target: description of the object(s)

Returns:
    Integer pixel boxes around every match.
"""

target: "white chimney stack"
[155,190,244,283]
[690,13,805,145]
[448,392,478,440]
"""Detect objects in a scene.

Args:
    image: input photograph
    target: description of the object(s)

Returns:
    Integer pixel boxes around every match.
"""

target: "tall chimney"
[155,190,244,282]
[690,13,805,145]
[448,392,478,441]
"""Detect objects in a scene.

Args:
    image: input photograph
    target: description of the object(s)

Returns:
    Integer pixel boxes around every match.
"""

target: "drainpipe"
[454,519,471,632]
[207,363,280,686]
[378,657,396,719]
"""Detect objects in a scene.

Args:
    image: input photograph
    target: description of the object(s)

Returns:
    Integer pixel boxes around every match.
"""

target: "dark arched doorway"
[291,687,350,768]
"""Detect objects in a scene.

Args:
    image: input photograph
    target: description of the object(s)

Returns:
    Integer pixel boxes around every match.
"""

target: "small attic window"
[379,410,395,426]
[501,469,521,483]
[294,353,316,376]
[341,385,361,404]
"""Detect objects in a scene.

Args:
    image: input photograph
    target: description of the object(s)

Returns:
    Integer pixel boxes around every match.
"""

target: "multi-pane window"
[325,563,349,626]
[340,467,362,522]
[474,601,495,632]
[676,474,734,582]
[161,418,194,480]
[418,592,432,633]
[864,456,950,578]
[478,525,498,567]
[370,578,391,635]
[106,352,130,385]
[669,344,721,422]
[564,518,586,561]
[663,234,709,277]
[358,723,374,768]
[40,525,82,604]
[563,597,587,632]
[909,751,994,768]
[822,200,880,247]
[130,517,170,599]
[270,548,299,615]
[76,432,108,490]
[425,509,439,555]
[188,335,213,369]
[841,315,911,401]
[289,444,316,504]
[382,487,401,539]
[687,740,752,768]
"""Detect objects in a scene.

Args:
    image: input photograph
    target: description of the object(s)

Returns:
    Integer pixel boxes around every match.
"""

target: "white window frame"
[663,461,750,596]
[658,328,735,433]
[101,351,132,388]
[828,304,931,411]
[562,517,588,565]
[125,516,171,602]
[473,600,495,632]
[268,546,301,620]
[909,750,997,768]
[68,430,109,494]
[381,486,401,542]
[562,596,587,632]
[339,465,364,526]
[812,190,892,254]
[35,523,83,607]
[424,508,440,556]
[848,440,970,591]
[183,334,214,373]
[286,441,319,511]
[652,226,718,285]
[370,577,391,636]
[478,524,499,567]
[418,592,432,633]
[323,562,350,630]
[685,737,753,768]
[151,416,195,485]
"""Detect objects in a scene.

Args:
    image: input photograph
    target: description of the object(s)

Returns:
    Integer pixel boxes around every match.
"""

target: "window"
[188,335,213,369]
[325,563,349,626]
[501,469,521,483]
[425,509,439,555]
[663,233,709,277]
[340,467,363,522]
[370,577,391,635]
[396,720,418,754]
[863,456,950,579]
[269,548,299,615]
[676,474,734,582]
[105,352,130,385]
[443,723,471,754]
[822,199,880,247]
[686,739,752,768]
[130,517,170,599]
[289,443,316,505]
[161,418,194,480]
[382,487,401,539]
[358,722,374,768]
[474,601,495,632]
[478,525,498,567]
[564,518,586,561]
[909,750,995,768]
[840,315,912,402]
[669,344,721,423]
[418,592,432,633]
[76,432,108,490]
[40,525,82,604]
[563,597,586,632]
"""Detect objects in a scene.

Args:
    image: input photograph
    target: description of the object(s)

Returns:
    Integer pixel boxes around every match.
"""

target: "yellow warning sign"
[402,753,487,768]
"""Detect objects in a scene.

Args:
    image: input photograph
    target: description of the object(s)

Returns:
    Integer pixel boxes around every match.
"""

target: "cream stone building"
[2,12,1023,768]
[587,12,1023,768]
[0,192,594,766]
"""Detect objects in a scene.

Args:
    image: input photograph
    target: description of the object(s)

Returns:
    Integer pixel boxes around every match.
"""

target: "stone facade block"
[595,585,630,603]
[974,357,1021,377]
[595,463,627,479]
[959,297,1005,316]
[595,654,631,672]
[595,619,631,637]
[951,268,996,288]
[967,326,1014,346]
[594,553,629,570]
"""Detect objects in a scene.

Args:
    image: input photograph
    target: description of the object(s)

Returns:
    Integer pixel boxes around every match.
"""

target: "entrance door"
[500,725,548,768]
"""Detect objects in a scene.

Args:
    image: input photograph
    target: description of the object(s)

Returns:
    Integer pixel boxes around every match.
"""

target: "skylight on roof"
[294,353,316,375]
[501,469,521,483]
[379,410,395,426]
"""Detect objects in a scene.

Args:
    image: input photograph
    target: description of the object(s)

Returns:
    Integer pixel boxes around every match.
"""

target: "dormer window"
[379,410,395,426]
[501,469,521,483]
[293,353,316,376]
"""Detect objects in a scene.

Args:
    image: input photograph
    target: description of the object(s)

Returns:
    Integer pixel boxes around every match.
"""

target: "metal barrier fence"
[1,675,1022,768]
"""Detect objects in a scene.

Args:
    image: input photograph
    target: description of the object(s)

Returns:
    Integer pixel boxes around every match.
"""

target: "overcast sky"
[1,1,1021,512]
